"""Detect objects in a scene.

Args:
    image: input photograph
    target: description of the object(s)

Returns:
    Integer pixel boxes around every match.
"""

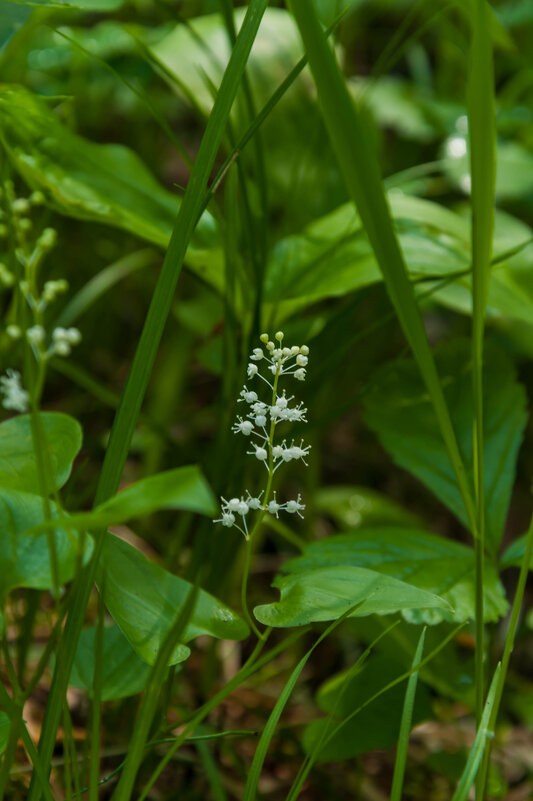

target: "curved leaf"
[285,528,508,624]
[254,565,448,628]
[0,412,82,493]
[0,85,222,286]
[99,533,249,665]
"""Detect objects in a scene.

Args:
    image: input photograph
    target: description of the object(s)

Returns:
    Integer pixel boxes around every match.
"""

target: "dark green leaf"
[254,564,448,628]
[363,339,527,551]
[0,412,81,493]
[69,624,153,700]
[302,654,433,762]
[285,528,508,624]
[99,533,249,665]
[0,487,93,599]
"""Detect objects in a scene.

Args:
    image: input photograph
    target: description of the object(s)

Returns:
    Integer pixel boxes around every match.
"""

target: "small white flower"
[248,445,267,461]
[287,442,311,465]
[270,405,281,420]
[254,414,267,427]
[225,498,242,512]
[247,363,258,378]
[275,394,288,409]
[6,325,22,340]
[52,326,68,342]
[232,417,254,436]
[54,341,71,357]
[272,445,284,460]
[294,368,306,381]
[65,327,82,345]
[251,401,267,414]
[296,354,308,367]
[250,348,264,361]
[246,494,263,510]
[215,512,235,528]
[236,500,249,516]
[286,495,306,518]
[267,500,281,517]
[0,369,29,413]
[240,387,258,404]
[26,325,45,346]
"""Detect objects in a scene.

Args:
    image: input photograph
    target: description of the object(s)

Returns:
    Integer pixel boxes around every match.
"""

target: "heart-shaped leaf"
[0,412,82,493]
[99,533,249,665]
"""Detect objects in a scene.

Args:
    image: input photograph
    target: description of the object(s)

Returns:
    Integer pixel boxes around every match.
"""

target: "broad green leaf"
[0,487,93,599]
[285,528,508,624]
[0,86,222,287]
[254,565,448,628]
[264,193,470,305]
[69,624,153,700]
[363,339,527,552]
[315,486,422,530]
[443,133,533,200]
[99,533,249,665]
[0,712,9,756]
[0,412,82,493]
[302,654,432,762]
[42,466,217,532]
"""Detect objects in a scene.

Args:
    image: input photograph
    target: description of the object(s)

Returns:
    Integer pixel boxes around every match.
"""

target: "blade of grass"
[477,512,533,796]
[27,3,268,797]
[138,629,307,800]
[451,663,501,801]
[244,604,367,801]
[286,622,467,800]
[288,0,477,532]
[390,628,426,801]
[467,0,496,750]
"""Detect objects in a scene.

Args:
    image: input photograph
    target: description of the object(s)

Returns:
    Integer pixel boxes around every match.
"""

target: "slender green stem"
[477,513,533,796]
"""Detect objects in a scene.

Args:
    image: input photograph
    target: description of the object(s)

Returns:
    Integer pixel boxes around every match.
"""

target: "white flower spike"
[213,331,310,539]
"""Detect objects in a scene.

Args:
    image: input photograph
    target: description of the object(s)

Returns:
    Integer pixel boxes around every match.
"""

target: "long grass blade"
[288,0,477,537]
[467,0,496,739]
[390,628,426,801]
[27,3,268,796]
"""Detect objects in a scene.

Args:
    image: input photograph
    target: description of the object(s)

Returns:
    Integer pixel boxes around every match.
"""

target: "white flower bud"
[294,368,306,381]
[236,501,249,516]
[291,345,300,355]
[267,500,281,517]
[296,354,308,367]
[275,331,284,341]
[26,325,45,346]
[300,345,309,355]
[247,496,262,510]
[254,414,267,427]
[221,512,235,527]
[6,325,22,339]
[226,498,241,511]
[252,446,267,461]
[259,333,269,343]
[54,341,71,357]
[52,326,68,342]
[247,363,258,378]
[65,327,82,345]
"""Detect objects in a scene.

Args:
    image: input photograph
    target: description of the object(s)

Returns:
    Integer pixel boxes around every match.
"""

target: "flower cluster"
[0,369,29,413]
[1,183,82,363]
[213,331,309,540]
